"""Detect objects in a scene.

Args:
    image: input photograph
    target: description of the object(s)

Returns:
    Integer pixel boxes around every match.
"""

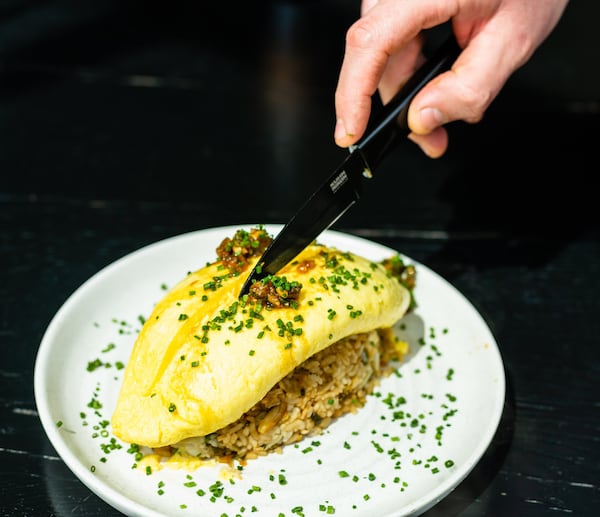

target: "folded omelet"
[111,229,411,449]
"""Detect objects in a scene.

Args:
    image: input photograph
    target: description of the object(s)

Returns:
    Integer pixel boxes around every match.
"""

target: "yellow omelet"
[111,235,411,449]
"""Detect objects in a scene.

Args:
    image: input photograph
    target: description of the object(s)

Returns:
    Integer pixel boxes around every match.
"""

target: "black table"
[2,1,599,516]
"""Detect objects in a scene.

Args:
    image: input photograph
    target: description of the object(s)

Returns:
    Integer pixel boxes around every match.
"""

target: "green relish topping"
[247,274,302,308]
[380,254,417,310]
[216,225,272,274]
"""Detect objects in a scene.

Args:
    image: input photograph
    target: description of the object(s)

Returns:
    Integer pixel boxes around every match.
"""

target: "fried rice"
[169,327,407,462]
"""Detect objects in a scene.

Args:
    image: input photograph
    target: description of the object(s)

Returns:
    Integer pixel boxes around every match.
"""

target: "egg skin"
[111,243,410,448]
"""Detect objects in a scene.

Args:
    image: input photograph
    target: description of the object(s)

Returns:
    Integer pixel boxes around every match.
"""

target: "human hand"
[334,0,569,158]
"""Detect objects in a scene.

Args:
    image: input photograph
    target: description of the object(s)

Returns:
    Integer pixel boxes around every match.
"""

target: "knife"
[239,35,460,297]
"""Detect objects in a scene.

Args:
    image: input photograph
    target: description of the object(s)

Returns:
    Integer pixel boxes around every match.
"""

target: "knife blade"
[239,35,460,297]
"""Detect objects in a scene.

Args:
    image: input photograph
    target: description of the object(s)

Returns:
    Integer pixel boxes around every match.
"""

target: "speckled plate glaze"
[34,225,505,517]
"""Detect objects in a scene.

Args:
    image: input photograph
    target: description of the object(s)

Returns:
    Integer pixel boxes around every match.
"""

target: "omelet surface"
[111,242,410,448]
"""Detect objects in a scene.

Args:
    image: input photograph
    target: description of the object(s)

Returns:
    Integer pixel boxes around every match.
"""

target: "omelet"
[111,228,412,449]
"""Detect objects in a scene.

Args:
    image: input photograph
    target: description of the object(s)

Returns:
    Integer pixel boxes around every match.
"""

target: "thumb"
[407,33,517,135]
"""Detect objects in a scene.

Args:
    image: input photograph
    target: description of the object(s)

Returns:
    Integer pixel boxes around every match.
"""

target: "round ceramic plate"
[34,225,505,517]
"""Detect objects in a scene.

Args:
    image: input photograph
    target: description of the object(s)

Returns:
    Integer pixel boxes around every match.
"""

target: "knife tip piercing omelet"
[111,226,415,464]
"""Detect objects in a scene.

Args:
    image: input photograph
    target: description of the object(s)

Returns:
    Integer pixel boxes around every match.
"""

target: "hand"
[334,0,569,158]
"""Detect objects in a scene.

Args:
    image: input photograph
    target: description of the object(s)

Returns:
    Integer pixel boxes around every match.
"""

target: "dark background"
[1,1,599,516]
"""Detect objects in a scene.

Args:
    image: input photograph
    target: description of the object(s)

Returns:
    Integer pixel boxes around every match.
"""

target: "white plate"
[34,225,505,517]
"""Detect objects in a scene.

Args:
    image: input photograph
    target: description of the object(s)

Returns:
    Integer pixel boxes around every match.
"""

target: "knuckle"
[345,19,377,50]
[457,81,493,123]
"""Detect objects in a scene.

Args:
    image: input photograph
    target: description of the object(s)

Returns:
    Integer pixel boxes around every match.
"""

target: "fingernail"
[334,118,354,144]
[334,118,346,142]
[419,107,445,132]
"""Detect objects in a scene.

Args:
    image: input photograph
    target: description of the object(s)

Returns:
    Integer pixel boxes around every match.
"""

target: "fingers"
[333,19,389,147]
[334,0,459,148]
[408,127,449,158]
[407,22,525,137]
[377,36,424,104]
[360,0,379,16]
[335,0,569,157]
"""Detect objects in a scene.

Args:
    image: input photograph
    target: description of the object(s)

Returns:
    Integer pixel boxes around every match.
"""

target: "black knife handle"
[356,35,461,169]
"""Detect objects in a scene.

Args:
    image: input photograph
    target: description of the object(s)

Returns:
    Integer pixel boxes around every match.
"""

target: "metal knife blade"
[239,148,371,296]
[239,35,460,297]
